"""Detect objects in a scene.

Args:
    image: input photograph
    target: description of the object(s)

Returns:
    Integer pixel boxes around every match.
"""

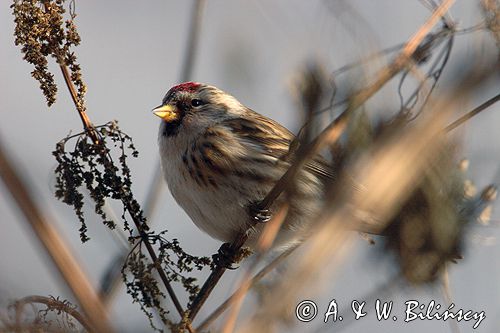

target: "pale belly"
[162,153,265,243]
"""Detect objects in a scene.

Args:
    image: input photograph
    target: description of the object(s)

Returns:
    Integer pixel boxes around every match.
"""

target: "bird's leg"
[248,201,272,223]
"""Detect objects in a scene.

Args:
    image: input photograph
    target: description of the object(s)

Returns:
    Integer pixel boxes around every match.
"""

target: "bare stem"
[58,64,94,135]
[41,1,98,144]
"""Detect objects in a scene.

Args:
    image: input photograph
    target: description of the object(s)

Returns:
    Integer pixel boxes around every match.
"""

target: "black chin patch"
[161,120,182,137]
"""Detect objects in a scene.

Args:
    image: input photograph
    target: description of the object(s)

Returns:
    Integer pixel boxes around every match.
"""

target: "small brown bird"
[154,82,332,249]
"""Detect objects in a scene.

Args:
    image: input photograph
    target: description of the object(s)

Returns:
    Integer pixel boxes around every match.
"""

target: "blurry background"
[1,1,499,332]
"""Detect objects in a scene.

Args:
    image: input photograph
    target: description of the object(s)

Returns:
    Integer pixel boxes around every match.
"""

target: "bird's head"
[153,82,244,137]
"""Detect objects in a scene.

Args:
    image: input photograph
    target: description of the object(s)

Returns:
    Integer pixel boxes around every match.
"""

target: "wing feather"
[221,111,335,182]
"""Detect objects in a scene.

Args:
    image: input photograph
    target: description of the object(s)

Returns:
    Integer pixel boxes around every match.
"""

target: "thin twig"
[58,64,95,137]
[196,245,297,331]
[444,92,500,132]
[119,188,195,332]
[0,138,113,333]
[440,267,461,333]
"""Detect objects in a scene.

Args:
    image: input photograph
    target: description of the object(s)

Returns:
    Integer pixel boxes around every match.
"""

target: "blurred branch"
[220,205,290,333]
[239,54,500,330]
[179,0,206,83]
[0,137,113,333]
[440,268,461,333]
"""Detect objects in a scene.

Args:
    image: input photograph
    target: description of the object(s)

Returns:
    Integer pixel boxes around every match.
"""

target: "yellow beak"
[152,104,179,122]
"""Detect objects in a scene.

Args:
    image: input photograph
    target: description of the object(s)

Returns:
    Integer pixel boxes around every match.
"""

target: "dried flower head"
[12,0,86,108]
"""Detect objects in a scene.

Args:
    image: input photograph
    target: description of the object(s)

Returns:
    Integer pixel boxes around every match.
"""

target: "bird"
[153,82,333,251]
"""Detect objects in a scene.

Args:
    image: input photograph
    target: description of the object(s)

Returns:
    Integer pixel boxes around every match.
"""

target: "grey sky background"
[1,1,499,332]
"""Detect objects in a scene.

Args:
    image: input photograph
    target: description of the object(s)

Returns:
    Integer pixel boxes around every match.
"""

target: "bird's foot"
[212,243,239,270]
[212,243,252,270]
[248,202,272,223]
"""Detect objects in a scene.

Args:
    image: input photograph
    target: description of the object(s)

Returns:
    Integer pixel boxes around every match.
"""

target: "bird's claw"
[248,202,272,223]
[212,243,239,270]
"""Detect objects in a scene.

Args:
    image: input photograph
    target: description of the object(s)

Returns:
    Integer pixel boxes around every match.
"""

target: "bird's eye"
[191,99,204,107]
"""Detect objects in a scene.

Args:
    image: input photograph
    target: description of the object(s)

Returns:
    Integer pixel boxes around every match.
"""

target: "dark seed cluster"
[53,121,140,241]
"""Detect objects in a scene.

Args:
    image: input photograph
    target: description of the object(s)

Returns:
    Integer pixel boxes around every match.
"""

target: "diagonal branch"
[58,46,190,331]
